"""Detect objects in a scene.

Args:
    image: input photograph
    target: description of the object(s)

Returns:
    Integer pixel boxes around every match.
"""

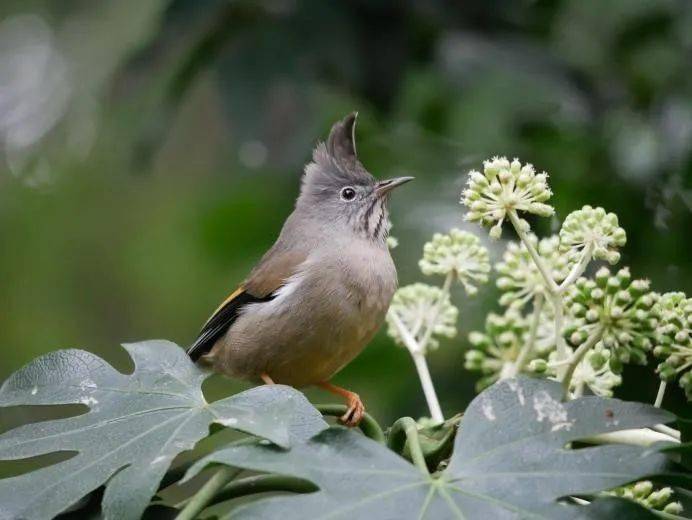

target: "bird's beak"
[375,176,414,198]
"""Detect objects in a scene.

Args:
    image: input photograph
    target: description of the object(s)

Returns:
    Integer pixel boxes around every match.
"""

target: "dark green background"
[1,0,690,424]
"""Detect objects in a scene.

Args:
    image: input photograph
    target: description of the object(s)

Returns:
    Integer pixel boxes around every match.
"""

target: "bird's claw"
[338,393,364,427]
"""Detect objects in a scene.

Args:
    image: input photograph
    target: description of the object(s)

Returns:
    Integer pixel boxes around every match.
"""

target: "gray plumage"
[189,113,412,389]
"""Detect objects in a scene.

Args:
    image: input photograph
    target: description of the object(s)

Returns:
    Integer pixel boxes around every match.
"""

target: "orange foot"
[318,382,365,427]
[260,372,275,385]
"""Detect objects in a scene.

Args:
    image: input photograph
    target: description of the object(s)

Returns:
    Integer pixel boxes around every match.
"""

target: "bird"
[187,113,412,426]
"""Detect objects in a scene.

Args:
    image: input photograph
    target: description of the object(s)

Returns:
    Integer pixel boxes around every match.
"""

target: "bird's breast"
[214,242,397,386]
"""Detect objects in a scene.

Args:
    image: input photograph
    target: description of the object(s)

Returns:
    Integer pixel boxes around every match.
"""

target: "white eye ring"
[340,187,356,201]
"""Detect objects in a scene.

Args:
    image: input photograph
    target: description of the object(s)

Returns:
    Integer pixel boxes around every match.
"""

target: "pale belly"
[208,248,396,387]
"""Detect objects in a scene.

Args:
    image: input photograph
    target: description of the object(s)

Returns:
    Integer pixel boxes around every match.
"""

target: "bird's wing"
[187,248,307,361]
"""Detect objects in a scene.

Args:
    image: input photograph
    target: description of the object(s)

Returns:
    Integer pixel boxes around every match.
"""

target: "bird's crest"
[301,113,374,199]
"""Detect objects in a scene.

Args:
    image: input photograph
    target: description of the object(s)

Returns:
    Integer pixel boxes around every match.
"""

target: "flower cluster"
[419,229,490,295]
[653,292,692,399]
[495,235,571,308]
[606,481,683,516]
[386,283,458,354]
[565,268,659,372]
[538,344,622,397]
[464,309,529,390]
[559,205,626,265]
[462,157,553,239]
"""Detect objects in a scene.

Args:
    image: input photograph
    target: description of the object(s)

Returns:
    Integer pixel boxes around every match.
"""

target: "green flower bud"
[565,268,658,371]
[465,309,532,391]
[419,229,490,295]
[495,235,570,309]
[607,481,682,515]
[559,205,626,266]
[652,292,692,400]
[386,283,459,355]
[461,157,554,237]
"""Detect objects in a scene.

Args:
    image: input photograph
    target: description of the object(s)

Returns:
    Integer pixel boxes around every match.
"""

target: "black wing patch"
[187,291,275,362]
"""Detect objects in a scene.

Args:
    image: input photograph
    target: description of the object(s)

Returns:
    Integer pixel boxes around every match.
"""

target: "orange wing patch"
[206,286,244,326]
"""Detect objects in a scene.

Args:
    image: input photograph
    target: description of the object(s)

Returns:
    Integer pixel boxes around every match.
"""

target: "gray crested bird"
[187,113,412,426]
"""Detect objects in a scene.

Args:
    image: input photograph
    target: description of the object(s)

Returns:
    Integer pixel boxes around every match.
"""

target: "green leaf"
[186,377,676,519]
[0,340,326,520]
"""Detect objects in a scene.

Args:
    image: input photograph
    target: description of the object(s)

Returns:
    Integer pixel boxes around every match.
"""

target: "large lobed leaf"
[0,340,326,520]
[186,377,677,519]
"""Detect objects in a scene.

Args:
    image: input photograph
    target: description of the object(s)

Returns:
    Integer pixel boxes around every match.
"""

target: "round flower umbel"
[464,309,530,391]
[653,292,692,399]
[386,283,458,355]
[559,205,626,265]
[565,267,659,372]
[606,481,683,516]
[462,157,554,239]
[496,234,571,308]
[419,229,490,295]
[545,344,622,398]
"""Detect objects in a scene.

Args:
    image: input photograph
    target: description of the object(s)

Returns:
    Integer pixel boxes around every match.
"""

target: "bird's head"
[297,112,413,244]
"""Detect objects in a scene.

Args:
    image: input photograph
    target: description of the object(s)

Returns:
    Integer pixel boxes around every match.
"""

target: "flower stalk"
[388,310,444,423]
[507,211,559,295]
[561,326,604,399]
[511,294,544,376]
[654,381,667,408]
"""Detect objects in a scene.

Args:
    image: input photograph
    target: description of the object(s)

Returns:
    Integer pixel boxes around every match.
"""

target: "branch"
[175,466,241,520]
[386,417,429,474]
[209,474,316,506]
[316,404,385,444]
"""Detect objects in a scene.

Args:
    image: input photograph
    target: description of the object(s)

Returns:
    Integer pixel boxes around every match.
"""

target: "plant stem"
[208,474,317,506]
[654,381,667,408]
[507,210,559,295]
[176,466,241,520]
[507,210,569,363]
[560,327,604,399]
[389,311,444,423]
[652,424,681,440]
[417,272,454,352]
[581,428,679,447]
[387,417,429,474]
[316,404,385,444]
[411,351,444,423]
[558,242,594,293]
[512,294,545,376]
[551,294,569,361]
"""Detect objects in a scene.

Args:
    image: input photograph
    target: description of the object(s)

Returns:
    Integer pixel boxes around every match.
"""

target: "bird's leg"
[260,372,275,385]
[317,382,364,427]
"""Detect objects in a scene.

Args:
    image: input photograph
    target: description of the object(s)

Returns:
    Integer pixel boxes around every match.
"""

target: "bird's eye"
[340,187,356,201]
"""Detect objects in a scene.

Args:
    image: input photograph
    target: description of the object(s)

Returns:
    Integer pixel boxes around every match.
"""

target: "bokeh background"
[1,0,691,424]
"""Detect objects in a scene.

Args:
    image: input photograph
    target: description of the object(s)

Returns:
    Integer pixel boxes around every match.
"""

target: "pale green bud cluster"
[464,309,530,391]
[461,157,554,239]
[419,229,490,295]
[559,205,626,265]
[545,344,622,397]
[386,283,458,354]
[606,481,683,515]
[386,236,399,249]
[565,267,659,372]
[496,235,570,308]
[653,292,692,399]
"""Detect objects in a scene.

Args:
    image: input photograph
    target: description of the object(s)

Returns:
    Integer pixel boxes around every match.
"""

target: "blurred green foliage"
[0,0,690,424]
